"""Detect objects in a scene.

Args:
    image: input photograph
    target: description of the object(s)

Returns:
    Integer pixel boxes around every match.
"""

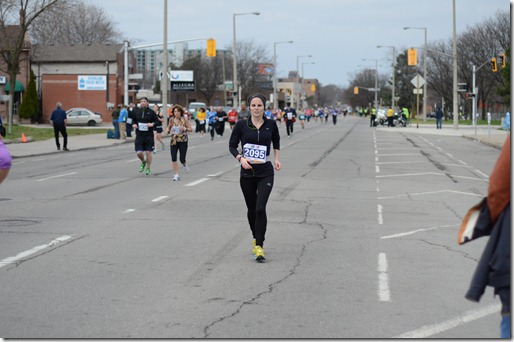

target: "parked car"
[66,108,103,126]
[187,102,207,120]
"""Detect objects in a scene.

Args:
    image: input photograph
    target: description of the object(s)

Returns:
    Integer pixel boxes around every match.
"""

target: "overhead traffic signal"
[206,39,216,57]
[490,57,498,72]
[353,86,359,94]
[408,48,417,66]
[499,53,506,68]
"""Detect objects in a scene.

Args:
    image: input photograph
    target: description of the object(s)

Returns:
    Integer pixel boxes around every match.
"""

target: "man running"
[131,97,160,175]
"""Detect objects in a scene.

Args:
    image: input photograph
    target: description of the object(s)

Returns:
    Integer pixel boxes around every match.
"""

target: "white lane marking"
[380,224,457,239]
[152,196,169,202]
[475,170,489,179]
[36,172,77,181]
[377,253,390,302]
[207,172,223,177]
[376,172,445,178]
[377,204,383,225]
[376,153,421,157]
[123,209,136,213]
[452,175,488,181]
[11,161,26,165]
[446,153,454,158]
[395,303,500,338]
[127,158,140,163]
[375,156,379,162]
[0,235,72,269]
[378,190,483,200]
[185,178,210,187]
[376,166,380,173]
[376,161,425,165]
[458,159,468,165]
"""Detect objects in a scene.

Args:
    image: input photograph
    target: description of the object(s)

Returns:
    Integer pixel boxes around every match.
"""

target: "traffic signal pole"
[472,59,494,135]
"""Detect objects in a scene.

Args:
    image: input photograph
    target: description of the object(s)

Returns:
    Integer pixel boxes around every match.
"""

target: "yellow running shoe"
[254,246,265,261]
[252,239,258,254]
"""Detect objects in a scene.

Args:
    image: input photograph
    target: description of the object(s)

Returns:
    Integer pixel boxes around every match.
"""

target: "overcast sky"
[86,0,508,86]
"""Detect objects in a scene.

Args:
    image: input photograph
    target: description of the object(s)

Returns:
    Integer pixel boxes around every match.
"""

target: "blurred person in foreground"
[458,134,511,338]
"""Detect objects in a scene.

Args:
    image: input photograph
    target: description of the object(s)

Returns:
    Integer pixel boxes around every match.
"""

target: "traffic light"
[490,57,498,72]
[408,48,417,66]
[353,86,359,94]
[499,53,506,68]
[206,39,216,57]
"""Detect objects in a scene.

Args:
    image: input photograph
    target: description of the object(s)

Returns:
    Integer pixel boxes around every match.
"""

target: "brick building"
[31,44,135,123]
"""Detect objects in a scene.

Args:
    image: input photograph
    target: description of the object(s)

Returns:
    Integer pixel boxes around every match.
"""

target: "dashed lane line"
[0,235,72,269]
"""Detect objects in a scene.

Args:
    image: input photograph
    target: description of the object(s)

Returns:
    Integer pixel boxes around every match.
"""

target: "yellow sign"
[353,86,359,95]
[408,48,417,66]
[310,84,316,92]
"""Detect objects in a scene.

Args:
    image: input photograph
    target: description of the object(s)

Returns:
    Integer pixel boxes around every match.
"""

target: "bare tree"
[29,0,123,45]
[231,39,269,100]
[0,0,63,133]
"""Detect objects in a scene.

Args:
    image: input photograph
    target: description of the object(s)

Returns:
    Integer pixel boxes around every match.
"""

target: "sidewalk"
[3,123,510,158]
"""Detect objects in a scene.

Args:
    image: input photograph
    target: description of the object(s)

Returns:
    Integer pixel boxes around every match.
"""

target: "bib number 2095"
[243,143,267,164]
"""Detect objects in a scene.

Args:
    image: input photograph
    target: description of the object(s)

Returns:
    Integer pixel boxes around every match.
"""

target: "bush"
[18,70,39,122]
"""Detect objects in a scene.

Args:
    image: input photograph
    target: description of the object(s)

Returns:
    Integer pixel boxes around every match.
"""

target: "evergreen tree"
[18,70,39,122]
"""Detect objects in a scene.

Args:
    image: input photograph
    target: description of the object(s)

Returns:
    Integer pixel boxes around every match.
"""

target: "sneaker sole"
[255,255,265,261]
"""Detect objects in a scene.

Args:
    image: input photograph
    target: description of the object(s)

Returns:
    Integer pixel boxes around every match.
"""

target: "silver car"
[66,108,103,126]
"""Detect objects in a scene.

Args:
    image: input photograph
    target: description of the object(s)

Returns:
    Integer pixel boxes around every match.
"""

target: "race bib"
[287,112,293,120]
[172,125,180,134]
[138,122,148,131]
[243,143,267,164]
[127,118,133,124]
[200,120,205,124]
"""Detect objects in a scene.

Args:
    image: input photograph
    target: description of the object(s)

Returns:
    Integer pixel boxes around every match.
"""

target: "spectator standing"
[126,103,135,137]
[118,105,128,140]
[50,102,69,151]
[435,107,443,129]
[387,106,394,127]
[112,104,121,139]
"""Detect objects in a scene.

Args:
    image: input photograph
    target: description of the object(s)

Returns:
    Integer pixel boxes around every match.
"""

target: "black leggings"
[240,175,274,247]
[170,141,188,164]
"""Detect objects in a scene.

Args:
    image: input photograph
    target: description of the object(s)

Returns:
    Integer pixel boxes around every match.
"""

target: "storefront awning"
[4,80,24,92]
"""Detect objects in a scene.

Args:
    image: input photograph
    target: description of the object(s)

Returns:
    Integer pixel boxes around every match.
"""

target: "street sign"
[170,81,195,91]
[413,89,423,94]
[410,74,425,88]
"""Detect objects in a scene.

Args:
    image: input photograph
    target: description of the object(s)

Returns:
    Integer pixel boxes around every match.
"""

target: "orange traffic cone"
[21,133,27,143]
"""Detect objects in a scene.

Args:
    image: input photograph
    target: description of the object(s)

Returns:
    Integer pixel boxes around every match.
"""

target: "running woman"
[166,105,192,181]
[229,94,281,261]
[132,97,160,175]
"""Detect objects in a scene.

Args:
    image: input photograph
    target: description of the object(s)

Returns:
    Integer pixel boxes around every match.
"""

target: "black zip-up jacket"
[229,117,280,178]
[131,107,159,136]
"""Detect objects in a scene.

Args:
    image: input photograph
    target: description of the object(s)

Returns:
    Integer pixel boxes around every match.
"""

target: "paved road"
[0,116,509,338]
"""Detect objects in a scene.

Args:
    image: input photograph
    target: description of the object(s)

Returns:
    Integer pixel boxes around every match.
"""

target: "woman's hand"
[240,157,252,170]
[274,160,281,171]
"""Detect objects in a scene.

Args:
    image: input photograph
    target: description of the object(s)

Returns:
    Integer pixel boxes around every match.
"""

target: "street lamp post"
[362,58,380,110]
[452,0,458,129]
[404,27,427,121]
[296,55,311,108]
[233,12,260,109]
[301,62,315,109]
[377,45,396,109]
[273,40,293,110]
